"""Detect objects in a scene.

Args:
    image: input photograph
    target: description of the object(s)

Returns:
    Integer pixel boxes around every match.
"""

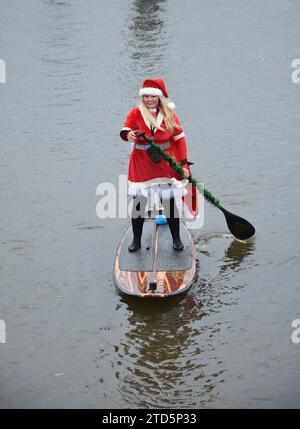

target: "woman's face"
[142,95,159,109]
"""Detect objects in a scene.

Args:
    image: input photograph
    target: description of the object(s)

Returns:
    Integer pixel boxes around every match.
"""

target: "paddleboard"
[113,212,196,298]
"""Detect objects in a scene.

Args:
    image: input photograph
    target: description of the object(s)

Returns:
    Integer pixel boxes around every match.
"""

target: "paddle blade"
[219,206,255,240]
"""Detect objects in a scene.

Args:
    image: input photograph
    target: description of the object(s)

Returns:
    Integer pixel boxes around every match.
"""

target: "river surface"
[0,0,300,408]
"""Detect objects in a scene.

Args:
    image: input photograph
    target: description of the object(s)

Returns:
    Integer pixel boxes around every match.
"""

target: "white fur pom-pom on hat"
[167,102,176,110]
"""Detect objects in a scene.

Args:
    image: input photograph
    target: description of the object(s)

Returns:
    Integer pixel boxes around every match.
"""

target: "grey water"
[0,0,300,408]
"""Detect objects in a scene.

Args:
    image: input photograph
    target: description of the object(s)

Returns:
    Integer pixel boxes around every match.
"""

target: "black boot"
[128,216,144,252]
[167,217,184,251]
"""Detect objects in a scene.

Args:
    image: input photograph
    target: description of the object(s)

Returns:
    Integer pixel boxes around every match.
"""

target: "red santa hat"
[139,79,175,109]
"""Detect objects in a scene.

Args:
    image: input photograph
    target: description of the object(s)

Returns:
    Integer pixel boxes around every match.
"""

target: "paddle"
[137,132,255,240]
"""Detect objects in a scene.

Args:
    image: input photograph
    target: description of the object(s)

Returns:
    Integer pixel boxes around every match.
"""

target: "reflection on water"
[221,238,256,273]
[197,233,256,313]
[96,235,255,408]
[123,0,168,77]
[96,294,222,408]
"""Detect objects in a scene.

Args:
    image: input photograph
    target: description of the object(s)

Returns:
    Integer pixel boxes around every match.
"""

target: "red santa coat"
[121,106,199,217]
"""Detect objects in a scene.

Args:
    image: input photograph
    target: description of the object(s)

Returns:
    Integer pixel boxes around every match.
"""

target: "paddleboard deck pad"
[114,218,196,297]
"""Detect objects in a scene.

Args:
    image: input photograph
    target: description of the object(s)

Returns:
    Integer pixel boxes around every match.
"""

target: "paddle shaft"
[137,132,255,240]
[138,132,221,208]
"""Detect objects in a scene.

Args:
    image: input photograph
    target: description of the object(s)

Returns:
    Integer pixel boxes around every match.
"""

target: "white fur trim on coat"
[128,177,188,191]
[128,178,188,200]
[129,186,188,200]
[173,131,185,141]
[138,105,164,133]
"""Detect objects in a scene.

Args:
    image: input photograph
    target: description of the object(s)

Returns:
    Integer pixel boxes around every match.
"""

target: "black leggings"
[131,195,179,219]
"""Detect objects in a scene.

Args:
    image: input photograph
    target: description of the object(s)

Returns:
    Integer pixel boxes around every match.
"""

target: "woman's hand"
[127,130,137,142]
[182,167,190,179]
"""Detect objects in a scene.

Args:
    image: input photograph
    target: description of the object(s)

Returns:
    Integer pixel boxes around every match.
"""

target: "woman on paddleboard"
[120,79,196,252]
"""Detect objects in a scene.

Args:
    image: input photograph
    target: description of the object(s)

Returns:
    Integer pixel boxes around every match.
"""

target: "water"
[0,0,300,408]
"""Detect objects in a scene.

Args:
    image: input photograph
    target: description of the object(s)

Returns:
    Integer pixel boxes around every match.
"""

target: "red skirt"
[127,144,188,198]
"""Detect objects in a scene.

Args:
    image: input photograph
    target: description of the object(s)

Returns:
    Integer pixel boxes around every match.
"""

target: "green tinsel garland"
[145,136,221,209]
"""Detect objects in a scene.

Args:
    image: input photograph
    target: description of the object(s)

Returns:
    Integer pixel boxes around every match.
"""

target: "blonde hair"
[140,97,181,134]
